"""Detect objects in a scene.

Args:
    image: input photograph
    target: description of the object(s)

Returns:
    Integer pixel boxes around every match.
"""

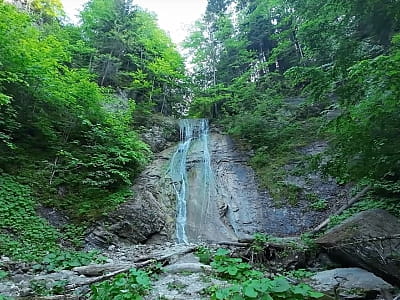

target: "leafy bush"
[211,249,260,280]
[90,268,152,300]
[326,34,400,188]
[195,246,213,264]
[207,248,323,300]
[210,277,323,300]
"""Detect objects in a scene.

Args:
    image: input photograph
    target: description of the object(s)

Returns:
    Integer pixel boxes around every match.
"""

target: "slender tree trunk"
[292,30,304,59]
[101,50,114,86]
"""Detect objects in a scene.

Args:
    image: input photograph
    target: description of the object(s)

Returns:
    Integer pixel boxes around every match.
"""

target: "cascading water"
[168,119,213,243]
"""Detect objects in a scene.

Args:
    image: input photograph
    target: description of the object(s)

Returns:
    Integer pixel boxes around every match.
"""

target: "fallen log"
[215,241,249,247]
[311,185,371,234]
[134,245,197,262]
[65,245,197,290]
[65,259,153,290]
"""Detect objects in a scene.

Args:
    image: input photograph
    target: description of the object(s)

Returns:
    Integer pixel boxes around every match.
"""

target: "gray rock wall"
[86,126,352,246]
[86,147,177,246]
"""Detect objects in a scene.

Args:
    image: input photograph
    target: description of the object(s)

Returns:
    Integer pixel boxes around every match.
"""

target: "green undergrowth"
[6,160,135,222]
[198,247,324,300]
[0,174,60,261]
[0,173,106,268]
[90,268,152,300]
[39,186,134,221]
[67,243,324,299]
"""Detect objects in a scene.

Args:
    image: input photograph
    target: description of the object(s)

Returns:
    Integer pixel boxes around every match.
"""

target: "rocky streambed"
[1,209,399,300]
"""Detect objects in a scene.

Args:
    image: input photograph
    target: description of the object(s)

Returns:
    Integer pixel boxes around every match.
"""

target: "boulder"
[309,268,393,299]
[317,209,400,283]
[164,263,211,274]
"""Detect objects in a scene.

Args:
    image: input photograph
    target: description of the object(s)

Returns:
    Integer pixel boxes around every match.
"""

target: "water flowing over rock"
[87,118,349,246]
[168,119,342,242]
[168,119,271,243]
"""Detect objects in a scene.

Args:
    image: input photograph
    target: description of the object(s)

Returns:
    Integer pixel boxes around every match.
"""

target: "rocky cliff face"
[87,124,349,246]
[186,130,347,241]
[86,147,177,246]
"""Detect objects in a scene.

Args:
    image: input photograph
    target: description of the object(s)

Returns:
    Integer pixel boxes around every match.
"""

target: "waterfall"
[168,119,213,243]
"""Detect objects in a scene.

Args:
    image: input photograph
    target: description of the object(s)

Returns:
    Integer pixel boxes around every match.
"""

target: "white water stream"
[168,119,213,243]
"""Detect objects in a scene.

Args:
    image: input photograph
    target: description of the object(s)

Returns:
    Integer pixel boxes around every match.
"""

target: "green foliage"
[309,199,328,211]
[90,268,152,300]
[210,277,323,300]
[0,1,166,225]
[47,186,134,221]
[306,194,328,211]
[195,246,213,264]
[285,269,315,279]
[30,279,68,296]
[0,270,8,279]
[328,195,400,228]
[186,0,400,202]
[80,0,187,114]
[61,224,87,248]
[300,233,318,251]
[0,174,107,271]
[211,249,259,280]
[33,250,106,272]
[206,248,323,300]
[250,233,271,253]
[0,174,60,261]
[325,35,400,187]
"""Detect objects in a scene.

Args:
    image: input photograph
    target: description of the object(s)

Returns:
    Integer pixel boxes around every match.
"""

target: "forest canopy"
[0,0,187,219]
[184,0,400,193]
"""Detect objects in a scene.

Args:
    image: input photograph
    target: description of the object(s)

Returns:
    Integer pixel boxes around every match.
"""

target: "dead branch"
[311,185,371,234]
[65,245,197,291]
[65,260,153,290]
[215,241,249,247]
[134,245,197,262]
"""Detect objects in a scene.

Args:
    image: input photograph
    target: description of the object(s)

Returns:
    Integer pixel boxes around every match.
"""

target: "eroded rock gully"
[86,123,348,246]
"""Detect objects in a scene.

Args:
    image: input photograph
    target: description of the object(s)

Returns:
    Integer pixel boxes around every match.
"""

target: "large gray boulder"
[309,268,393,299]
[317,209,400,283]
